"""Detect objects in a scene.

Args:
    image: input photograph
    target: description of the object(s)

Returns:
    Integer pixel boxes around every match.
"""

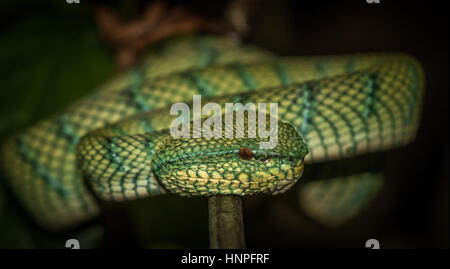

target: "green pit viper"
[0,35,425,232]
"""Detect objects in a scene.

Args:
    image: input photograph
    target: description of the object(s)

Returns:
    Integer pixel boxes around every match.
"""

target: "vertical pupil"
[239,147,253,160]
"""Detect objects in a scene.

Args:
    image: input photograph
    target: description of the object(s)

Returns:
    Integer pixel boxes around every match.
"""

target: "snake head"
[153,120,308,196]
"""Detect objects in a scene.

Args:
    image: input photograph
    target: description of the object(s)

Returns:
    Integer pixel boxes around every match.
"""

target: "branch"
[208,195,246,249]
[94,1,225,71]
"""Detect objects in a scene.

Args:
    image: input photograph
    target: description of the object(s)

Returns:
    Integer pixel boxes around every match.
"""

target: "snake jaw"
[155,154,306,196]
[269,158,305,195]
[270,180,298,195]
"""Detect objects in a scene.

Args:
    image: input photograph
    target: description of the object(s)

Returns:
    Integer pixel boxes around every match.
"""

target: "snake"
[0,35,425,232]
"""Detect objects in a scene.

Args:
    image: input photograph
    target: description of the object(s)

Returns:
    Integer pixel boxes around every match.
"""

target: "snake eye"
[238,147,254,160]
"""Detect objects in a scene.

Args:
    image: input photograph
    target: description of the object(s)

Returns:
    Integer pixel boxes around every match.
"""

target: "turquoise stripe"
[273,63,291,86]
[233,63,257,90]
[186,71,214,96]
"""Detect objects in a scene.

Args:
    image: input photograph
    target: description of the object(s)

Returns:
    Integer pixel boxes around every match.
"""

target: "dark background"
[0,0,448,248]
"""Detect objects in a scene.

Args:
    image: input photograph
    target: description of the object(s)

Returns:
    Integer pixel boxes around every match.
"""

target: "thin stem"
[208,195,246,249]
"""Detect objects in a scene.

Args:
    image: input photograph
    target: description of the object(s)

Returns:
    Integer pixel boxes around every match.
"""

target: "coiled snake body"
[0,35,425,231]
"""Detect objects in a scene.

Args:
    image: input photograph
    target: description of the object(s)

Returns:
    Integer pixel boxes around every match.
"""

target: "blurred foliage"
[0,0,114,139]
[0,0,113,248]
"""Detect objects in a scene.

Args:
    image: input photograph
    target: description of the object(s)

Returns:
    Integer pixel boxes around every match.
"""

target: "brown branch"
[209,195,246,249]
[94,1,225,71]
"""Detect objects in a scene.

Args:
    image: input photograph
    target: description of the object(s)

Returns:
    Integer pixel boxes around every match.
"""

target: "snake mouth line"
[158,162,304,196]
[159,153,305,170]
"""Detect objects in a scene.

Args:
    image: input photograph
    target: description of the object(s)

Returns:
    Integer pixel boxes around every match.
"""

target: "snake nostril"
[238,147,254,160]
[261,157,272,163]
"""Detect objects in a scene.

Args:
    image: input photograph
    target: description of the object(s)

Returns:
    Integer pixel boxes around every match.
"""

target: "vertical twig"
[208,195,246,249]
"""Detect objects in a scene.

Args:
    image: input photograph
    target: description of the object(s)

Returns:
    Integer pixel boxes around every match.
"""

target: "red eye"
[238,147,254,160]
